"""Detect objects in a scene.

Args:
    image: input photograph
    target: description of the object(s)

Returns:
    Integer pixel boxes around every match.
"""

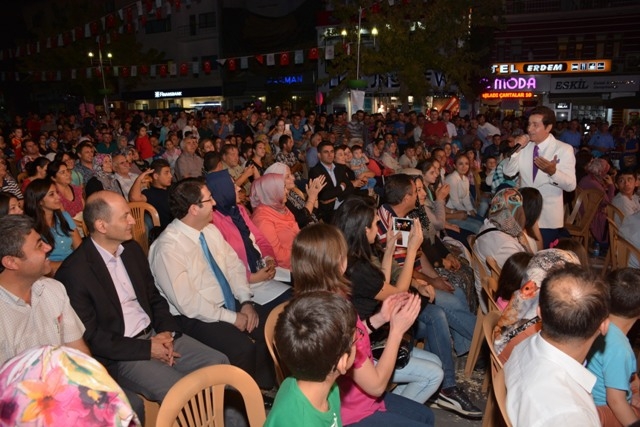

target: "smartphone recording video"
[392,217,413,247]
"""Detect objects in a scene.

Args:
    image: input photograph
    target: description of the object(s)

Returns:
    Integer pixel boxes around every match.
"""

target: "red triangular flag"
[280,52,290,66]
[255,55,264,65]
[308,47,319,60]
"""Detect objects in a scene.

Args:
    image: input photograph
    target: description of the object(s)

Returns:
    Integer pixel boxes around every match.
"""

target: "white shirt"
[474,219,527,277]
[149,219,253,325]
[114,172,138,200]
[445,172,475,213]
[0,277,85,365]
[612,193,640,224]
[505,333,600,427]
[620,211,640,268]
[503,134,576,229]
[94,240,151,337]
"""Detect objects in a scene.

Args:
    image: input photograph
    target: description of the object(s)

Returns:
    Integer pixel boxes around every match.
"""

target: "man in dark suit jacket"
[308,140,355,223]
[55,191,228,420]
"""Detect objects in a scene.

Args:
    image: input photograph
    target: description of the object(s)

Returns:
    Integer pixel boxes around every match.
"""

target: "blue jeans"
[346,392,435,426]
[415,303,457,389]
[448,217,483,234]
[434,287,476,355]
[390,347,443,403]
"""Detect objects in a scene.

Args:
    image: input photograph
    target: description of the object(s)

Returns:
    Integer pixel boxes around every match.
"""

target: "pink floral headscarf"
[250,173,286,211]
[0,345,139,426]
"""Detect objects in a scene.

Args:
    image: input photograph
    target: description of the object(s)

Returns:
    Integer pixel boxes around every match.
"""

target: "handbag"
[369,323,414,370]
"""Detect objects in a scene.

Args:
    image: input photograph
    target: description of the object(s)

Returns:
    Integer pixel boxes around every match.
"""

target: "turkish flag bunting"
[94,67,102,78]
[106,14,116,29]
[255,55,264,65]
[75,26,83,40]
[141,15,147,27]
[121,67,130,77]
[63,32,72,46]
[203,60,212,74]
[372,2,381,13]
[140,64,149,75]
[179,63,188,76]
[228,58,237,71]
[175,0,181,11]
[280,52,289,66]
[156,8,162,19]
[90,21,99,36]
[159,64,168,77]
[126,7,133,22]
[308,47,318,60]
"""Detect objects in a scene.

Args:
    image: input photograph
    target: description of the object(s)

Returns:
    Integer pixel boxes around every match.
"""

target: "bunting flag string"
[0,43,340,82]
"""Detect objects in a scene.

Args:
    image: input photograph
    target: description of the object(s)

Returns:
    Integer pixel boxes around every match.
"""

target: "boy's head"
[275,291,357,382]
[351,145,363,158]
[484,156,497,171]
[607,268,640,319]
[615,169,637,197]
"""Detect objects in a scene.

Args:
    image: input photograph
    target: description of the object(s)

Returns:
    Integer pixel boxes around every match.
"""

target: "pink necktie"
[532,145,539,180]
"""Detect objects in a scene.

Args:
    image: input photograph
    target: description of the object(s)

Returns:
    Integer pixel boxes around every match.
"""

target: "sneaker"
[435,386,483,418]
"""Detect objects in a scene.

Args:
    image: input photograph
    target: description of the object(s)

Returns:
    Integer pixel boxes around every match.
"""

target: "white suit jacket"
[503,134,576,229]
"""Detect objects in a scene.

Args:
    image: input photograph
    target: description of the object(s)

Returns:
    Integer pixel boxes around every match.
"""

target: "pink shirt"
[337,316,386,424]
[251,205,299,270]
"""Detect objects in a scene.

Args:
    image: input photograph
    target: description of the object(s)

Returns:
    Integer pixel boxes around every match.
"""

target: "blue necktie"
[199,232,236,311]
[532,145,539,181]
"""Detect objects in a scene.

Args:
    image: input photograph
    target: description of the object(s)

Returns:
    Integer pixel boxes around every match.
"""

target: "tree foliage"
[324,0,503,104]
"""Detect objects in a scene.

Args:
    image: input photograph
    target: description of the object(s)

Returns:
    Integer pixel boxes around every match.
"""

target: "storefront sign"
[481,92,534,99]
[487,75,550,92]
[491,59,611,74]
[550,75,639,93]
[154,91,183,98]
[266,74,303,85]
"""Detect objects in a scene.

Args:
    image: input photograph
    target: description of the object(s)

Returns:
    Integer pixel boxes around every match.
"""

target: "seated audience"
[174,133,203,180]
[291,223,436,426]
[250,173,300,270]
[619,211,640,268]
[0,191,23,217]
[505,264,609,426]
[495,252,533,311]
[265,292,357,426]
[112,153,139,201]
[264,162,325,229]
[494,249,580,362]
[85,153,121,198]
[335,195,481,417]
[612,169,640,222]
[24,178,82,274]
[20,157,50,193]
[205,170,278,284]
[0,158,23,203]
[578,158,615,246]
[48,160,84,217]
[587,268,640,427]
[149,179,287,393]
[55,191,229,422]
[0,215,88,366]
[129,159,173,229]
[444,153,483,234]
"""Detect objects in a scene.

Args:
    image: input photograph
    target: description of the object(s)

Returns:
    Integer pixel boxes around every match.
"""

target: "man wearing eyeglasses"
[149,178,279,395]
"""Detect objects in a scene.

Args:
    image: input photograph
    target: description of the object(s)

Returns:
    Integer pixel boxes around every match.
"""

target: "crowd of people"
[0,103,639,427]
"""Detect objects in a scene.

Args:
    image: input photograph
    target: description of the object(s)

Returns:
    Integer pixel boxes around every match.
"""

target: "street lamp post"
[88,41,112,116]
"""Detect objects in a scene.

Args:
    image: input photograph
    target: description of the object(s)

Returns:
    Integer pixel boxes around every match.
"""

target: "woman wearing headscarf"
[492,248,581,363]
[206,170,276,282]
[85,153,123,199]
[578,158,616,246]
[473,188,534,278]
[250,173,300,270]
[264,162,325,229]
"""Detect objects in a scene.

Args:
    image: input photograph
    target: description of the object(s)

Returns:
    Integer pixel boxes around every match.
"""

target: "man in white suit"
[503,106,576,248]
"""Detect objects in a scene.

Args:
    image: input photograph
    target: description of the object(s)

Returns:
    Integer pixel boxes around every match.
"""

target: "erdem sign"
[493,77,537,91]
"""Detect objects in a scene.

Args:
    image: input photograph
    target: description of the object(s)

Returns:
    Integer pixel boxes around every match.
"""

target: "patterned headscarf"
[0,345,139,426]
[93,153,119,193]
[487,188,526,237]
[493,248,581,355]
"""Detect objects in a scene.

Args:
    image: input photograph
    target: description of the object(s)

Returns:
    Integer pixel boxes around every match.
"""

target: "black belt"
[133,324,152,338]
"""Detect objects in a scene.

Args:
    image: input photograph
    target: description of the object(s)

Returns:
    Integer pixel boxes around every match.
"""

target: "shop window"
[199,12,216,29]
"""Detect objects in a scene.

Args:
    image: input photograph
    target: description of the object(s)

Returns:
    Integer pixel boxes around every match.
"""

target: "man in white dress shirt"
[505,264,609,427]
[503,106,576,248]
[149,178,279,391]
